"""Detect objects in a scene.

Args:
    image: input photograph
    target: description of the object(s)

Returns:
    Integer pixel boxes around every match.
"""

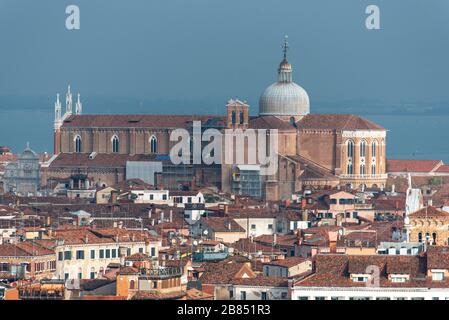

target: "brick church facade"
[43,40,387,201]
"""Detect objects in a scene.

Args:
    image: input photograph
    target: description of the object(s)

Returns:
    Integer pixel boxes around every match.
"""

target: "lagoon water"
[0,109,448,163]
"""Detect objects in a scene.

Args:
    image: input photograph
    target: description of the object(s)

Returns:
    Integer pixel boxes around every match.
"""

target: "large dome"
[259,54,310,117]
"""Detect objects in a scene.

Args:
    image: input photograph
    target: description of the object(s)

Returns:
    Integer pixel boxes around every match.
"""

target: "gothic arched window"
[371,140,377,157]
[347,140,354,158]
[347,163,353,174]
[74,135,82,153]
[239,111,244,124]
[360,140,367,158]
[371,163,376,175]
[418,232,422,242]
[129,280,135,289]
[112,135,119,153]
[360,164,366,175]
[150,135,158,154]
[231,111,236,125]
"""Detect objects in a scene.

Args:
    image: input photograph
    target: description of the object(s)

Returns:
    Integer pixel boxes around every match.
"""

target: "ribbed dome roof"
[259,80,310,116]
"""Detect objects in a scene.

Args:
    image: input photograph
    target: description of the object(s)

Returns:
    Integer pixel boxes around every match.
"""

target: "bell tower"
[54,93,62,154]
[226,99,249,129]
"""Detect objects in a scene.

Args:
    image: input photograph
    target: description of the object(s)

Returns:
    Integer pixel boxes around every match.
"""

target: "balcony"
[192,251,228,262]
[339,174,388,180]
[139,266,182,280]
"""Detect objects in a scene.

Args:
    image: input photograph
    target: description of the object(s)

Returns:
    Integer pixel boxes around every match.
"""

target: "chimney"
[84,234,89,244]
[301,198,307,209]
[46,216,51,226]
[428,199,433,207]
[227,220,232,230]
[169,210,173,222]
[273,233,277,245]
[392,184,396,194]
[161,211,165,222]
[151,219,155,226]
[224,204,229,214]
[118,221,123,229]
[148,209,152,218]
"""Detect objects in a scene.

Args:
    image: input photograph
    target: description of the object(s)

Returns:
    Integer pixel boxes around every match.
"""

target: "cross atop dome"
[282,35,289,60]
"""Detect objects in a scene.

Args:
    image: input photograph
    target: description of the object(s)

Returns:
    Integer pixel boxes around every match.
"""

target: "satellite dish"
[193,240,198,246]
[203,230,209,235]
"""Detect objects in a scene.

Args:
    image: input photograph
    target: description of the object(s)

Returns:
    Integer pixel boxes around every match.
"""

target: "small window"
[105,249,111,258]
[112,249,117,258]
[58,252,63,261]
[432,272,444,281]
[64,251,72,260]
[99,249,104,259]
[76,250,84,260]
[90,250,95,259]
[240,291,247,300]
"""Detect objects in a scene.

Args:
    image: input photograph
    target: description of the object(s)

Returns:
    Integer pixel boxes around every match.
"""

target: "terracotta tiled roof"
[231,238,284,255]
[295,254,428,288]
[199,257,254,284]
[408,206,449,218]
[436,165,449,173]
[427,246,449,269]
[373,198,406,211]
[248,116,296,131]
[0,242,54,257]
[44,227,150,246]
[386,159,443,173]
[62,114,225,129]
[254,234,298,247]
[297,114,385,131]
[263,257,308,268]
[231,275,289,287]
[202,217,245,233]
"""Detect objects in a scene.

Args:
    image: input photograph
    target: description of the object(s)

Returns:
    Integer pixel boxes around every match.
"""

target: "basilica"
[43,40,387,201]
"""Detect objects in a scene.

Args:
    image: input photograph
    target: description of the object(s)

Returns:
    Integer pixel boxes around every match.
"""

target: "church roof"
[62,114,225,129]
[408,206,449,218]
[386,159,443,173]
[297,114,385,131]
[248,116,296,131]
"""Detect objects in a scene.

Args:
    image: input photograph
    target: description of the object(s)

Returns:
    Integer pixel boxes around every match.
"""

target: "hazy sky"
[0,0,449,107]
